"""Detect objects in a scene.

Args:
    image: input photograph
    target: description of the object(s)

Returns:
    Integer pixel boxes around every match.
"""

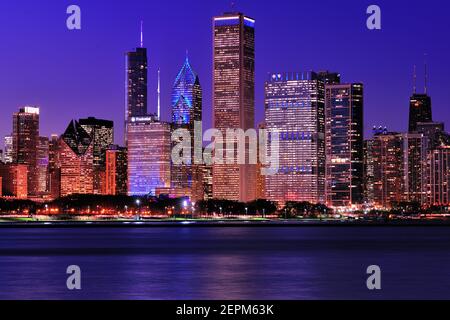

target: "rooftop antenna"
[186,49,189,61]
[140,20,144,48]
[413,65,417,94]
[424,53,428,94]
[157,68,161,120]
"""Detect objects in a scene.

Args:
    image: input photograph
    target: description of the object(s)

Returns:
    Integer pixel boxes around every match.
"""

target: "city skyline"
[1,0,449,149]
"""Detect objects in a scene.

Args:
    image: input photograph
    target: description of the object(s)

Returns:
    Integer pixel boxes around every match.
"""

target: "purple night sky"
[0,0,449,148]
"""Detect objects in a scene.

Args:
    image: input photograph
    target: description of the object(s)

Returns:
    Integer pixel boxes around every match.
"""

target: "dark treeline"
[0,195,448,217]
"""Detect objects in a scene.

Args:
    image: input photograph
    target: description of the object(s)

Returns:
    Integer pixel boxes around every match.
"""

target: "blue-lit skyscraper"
[171,55,202,126]
[171,55,202,198]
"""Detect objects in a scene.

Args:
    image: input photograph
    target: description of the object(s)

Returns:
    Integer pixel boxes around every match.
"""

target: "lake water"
[0,226,449,300]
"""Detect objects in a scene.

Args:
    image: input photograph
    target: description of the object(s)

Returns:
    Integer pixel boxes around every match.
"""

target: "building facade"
[36,136,49,194]
[125,46,148,143]
[426,146,450,206]
[3,135,13,164]
[409,94,432,133]
[365,132,425,208]
[58,121,94,197]
[0,163,28,199]
[264,72,326,204]
[105,146,128,196]
[127,116,171,196]
[325,83,364,208]
[212,12,256,202]
[79,117,114,194]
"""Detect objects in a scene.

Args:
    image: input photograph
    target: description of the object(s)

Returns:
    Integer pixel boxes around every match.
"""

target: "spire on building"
[157,68,161,120]
[413,65,417,94]
[140,20,144,48]
[424,53,428,94]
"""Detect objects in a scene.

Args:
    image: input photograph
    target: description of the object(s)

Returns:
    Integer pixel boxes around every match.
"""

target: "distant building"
[0,163,28,199]
[365,131,425,208]
[105,145,128,196]
[3,135,13,164]
[264,71,326,204]
[58,121,94,197]
[325,83,364,208]
[79,117,114,194]
[426,146,450,206]
[200,162,213,201]
[416,122,449,150]
[127,116,171,196]
[256,122,267,200]
[409,94,432,133]
[213,12,256,202]
[12,106,40,196]
[48,134,60,199]
[317,71,341,85]
[364,139,376,205]
[36,136,49,194]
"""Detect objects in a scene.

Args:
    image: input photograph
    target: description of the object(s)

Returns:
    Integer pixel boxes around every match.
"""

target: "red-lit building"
[105,146,128,196]
[0,163,28,199]
[58,120,94,197]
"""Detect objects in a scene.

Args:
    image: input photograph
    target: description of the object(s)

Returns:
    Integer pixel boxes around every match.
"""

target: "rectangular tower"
[127,116,171,196]
[212,12,256,202]
[125,47,148,144]
[12,106,40,197]
[325,83,364,208]
[265,72,326,204]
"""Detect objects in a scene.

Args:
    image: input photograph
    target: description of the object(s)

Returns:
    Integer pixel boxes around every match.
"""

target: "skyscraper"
[213,12,256,202]
[325,83,364,208]
[125,29,148,142]
[409,65,432,133]
[127,115,171,196]
[58,120,94,197]
[409,94,432,133]
[12,106,40,196]
[79,117,114,194]
[265,72,326,204]
[171,55,202,192]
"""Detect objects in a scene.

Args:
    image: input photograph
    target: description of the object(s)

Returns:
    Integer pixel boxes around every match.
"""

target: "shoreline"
[1,219,450,228]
